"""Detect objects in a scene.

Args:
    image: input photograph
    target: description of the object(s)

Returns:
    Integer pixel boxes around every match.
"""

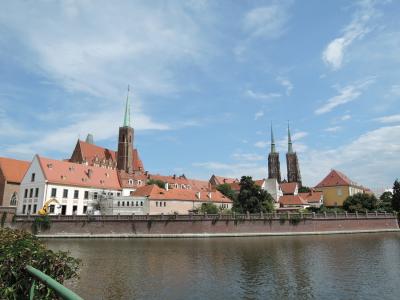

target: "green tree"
[379,191,393,212]
[199,203,219,214]
[147,179,165,188]
[343,193,378,212]
[392,179,400,212]
[298,186,311,193]
[0,228,80,299]
[234,176,274,213]
[216,183,236,200]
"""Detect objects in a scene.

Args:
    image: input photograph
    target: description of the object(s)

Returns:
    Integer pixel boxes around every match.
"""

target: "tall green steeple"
[288,122,293,153]
[123,85,131,127]
[270,123,276,153]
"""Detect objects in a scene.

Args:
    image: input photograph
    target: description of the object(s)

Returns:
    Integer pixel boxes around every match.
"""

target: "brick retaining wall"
[10,213,400,237]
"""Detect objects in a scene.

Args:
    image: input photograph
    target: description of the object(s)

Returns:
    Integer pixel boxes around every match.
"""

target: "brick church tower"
[117,87,134,174]
[268,124,281,182]
[286,123,302,186]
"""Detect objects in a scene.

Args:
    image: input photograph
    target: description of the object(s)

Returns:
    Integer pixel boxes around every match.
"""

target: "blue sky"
[0,0,399,192]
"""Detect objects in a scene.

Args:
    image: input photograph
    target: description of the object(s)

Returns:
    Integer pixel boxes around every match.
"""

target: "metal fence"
[14,211,397,222]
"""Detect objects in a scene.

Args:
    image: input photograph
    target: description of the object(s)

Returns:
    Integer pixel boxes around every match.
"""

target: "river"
[45,233,400,299]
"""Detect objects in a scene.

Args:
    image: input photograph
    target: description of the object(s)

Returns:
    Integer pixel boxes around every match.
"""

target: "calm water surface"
[45,233,400,300]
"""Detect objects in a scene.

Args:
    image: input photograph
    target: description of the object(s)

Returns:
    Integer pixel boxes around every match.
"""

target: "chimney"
[196,192,201,199]
[87,169,93,178]
[208,192,212,199]
[165,182,169,191]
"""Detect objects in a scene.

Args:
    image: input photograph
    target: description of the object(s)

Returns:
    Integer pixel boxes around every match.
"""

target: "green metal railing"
[26,265,83,300]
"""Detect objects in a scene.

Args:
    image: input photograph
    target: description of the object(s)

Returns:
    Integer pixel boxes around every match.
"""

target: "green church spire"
[270,123,276,153]
[123,85,131,127]
[288,122,293,153]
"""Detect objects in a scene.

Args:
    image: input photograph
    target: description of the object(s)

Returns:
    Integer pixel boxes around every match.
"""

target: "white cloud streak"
[322,0,379,70]
[246,89,281,100]
[374,114,400,124]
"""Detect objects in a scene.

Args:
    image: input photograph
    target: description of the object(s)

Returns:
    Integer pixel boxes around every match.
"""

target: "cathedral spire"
[270,123,276,153]
[288,122,293,153]
[123,85,131,127]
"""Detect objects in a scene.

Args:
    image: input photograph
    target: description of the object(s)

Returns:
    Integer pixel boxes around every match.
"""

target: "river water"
[45,233,400,300]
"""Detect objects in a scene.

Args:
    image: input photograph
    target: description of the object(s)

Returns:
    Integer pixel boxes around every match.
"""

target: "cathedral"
[267,124,302,187]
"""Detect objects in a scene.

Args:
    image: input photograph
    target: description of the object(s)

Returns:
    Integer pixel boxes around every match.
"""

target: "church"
[268,124,302,187]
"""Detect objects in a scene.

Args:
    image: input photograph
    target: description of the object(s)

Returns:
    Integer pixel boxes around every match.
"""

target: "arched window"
[10,192,17,206]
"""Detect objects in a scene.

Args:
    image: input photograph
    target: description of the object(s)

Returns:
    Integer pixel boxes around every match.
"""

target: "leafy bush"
[279,214,287,224]
[32,215,52,234]
[0,227,80,299]
[289,214,301,225]
[200,203,219,214]
[343,193,378,212]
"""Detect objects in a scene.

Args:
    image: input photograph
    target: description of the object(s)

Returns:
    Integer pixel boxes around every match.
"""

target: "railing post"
[312,212,315,219]
[345,211,348,218]
[365,210,368,218]
[324,212,327,219]
[246,211,250,220]
[375,211,378,217]
[355,211,359,219]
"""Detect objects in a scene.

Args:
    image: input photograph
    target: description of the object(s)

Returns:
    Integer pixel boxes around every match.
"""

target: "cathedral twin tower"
[268,124,302,186]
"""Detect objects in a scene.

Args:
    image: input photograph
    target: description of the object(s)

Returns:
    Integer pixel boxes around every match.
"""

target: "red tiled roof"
[228,182,240,192]
[280,182,298,194]
[78,140,117,162]
[254,179,265,187]
[299,190,323,203]
[315,169,357,188]
[148,174,211,191]
[211,175,239,185]
[133,185,232,203]
[279,195,308,206]
[0,157,30,183]
[37,156,121,190]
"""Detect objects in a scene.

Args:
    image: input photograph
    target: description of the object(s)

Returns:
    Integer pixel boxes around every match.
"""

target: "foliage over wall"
[343,193,378,212]
[0,228,80,299]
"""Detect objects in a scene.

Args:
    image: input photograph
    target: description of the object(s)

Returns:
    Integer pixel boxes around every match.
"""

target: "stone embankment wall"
[0,206,16,224]
[10,212,400,237]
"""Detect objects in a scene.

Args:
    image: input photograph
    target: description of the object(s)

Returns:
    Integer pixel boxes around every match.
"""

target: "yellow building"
[314,169,369,207]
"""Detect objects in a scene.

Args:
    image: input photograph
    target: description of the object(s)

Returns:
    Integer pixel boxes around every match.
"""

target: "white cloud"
[254,110,264,120]
[322,0,379,70]
[276,76,293,96]
[324,126,341,132]
[315,78,374,115]
[193,161,266,180]
[341,114,352,121]
[243,5,290,39]
[246,89,281,100]
[254,141,268,149]
[374,114,400,124]
[232,152,264,162]
[390,85,400,96]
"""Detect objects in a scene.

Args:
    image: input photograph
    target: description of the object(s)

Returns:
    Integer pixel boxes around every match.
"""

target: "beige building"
[315,169,370,207]
[0,157,30,207]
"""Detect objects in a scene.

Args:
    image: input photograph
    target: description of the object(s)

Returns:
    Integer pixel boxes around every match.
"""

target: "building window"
[140,201,143,206]
[117,192,121,196]
[136,201,138,206]
[24,189,28,198]
[131,201,134,206]
[84,191,89,199]
[164,202,166,207]
[127,201,130,206]
[72,205,78,214]
[63,189,68,198]
[117,201,120,207]
[31,173,35,182]
[128,179,134,186]
[50,205,55,213]
[51,188,57,197]
[35,188,39,198]
[337,188,342,196]
[10,193,17,206]
[74,190,79,199]
[33,204,37,213]
[83,206,87,214]
[28,204,31,214]
[22,205,26,214]
[93,192,98,200]
[61,205,67,215]
[29,188,33,198]
[156,202,158,207]
[122,201,125,207]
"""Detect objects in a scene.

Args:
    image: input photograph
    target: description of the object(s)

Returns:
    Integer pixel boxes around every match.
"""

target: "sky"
[0,0,399,193]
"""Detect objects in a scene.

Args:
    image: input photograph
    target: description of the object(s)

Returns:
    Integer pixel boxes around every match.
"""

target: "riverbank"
[11,212,399,238]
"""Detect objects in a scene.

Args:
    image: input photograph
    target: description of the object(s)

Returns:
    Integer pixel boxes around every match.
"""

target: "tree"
[234,176,274,213]
[216,183,236,200]
[0,228,80,299]
[392,179,400,212]
[298,186,311,193]
[343,193,378,212]
[199,203,219,214]
[147,179,165,189]
[379,191,393,212]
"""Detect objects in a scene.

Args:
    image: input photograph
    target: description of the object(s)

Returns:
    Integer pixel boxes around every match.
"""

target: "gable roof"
[280,182,298,194]
[133,184,232,203]
[210,175,239,185]
[279,195,308,206]
[37,156,121,190]
[0,157,30,183]
[315,169,357,188]
[299,190,323,203]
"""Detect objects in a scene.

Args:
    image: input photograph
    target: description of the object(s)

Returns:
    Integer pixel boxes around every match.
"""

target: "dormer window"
[128,179,134,186]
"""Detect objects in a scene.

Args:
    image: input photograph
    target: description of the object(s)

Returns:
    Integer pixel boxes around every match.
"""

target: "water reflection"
[45,233,400,300]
